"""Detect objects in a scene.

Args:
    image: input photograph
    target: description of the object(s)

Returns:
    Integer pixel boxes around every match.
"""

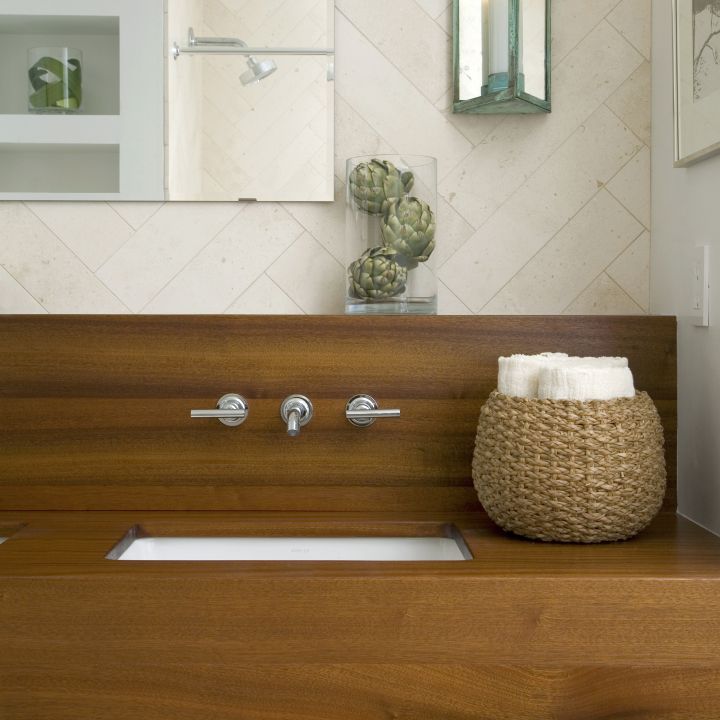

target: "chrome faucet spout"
[280,395,313,437]
[287,409,301,437]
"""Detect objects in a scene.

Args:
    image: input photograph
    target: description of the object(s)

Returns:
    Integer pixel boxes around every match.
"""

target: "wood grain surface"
[4,663,720,720]
[2,511,720,719]
[0,315,677,511]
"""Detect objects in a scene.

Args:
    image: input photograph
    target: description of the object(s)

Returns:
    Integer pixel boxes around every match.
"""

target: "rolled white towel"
[498,352,568,399]
[537,364,635,401]
[563,356,628,368]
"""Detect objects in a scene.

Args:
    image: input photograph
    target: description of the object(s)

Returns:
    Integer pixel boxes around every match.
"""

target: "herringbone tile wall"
[0,0,650,315]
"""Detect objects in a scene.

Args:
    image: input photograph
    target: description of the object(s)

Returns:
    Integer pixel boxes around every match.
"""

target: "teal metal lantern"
[453,0,551,114]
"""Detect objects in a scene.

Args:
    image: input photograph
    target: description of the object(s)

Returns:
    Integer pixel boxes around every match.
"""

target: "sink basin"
[108,526,472,562]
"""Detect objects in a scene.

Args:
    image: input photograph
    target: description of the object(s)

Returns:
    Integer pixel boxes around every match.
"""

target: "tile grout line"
[605,169,651,233]
[0,262,49,314]
[559,229,648,315]
[549,0,626,70]
[223,271,305,315]
[437,88,645,277]
[106,201,160,233]
[475,141,646,313]
[437,32,646,269]
[439,280,474,315]
[337,5,454,106]
[214,208,310,313]
[136,204,248,313]
[335,6,470,171]
[86,202,160,276]
[605,11,651,63]
[604,227,650,311]
[21,202,134,313]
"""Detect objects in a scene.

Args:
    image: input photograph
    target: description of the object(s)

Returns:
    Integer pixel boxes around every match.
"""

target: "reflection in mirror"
[168,0,335,202]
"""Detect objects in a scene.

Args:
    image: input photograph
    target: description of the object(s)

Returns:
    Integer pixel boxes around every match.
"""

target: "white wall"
[0,1,651,315]
[651,0,720,533]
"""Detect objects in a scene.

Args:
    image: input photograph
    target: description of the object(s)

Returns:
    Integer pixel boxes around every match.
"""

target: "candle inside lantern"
[487,0,509,90]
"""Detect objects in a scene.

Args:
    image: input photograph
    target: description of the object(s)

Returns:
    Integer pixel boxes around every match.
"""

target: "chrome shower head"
[240,56,278,85]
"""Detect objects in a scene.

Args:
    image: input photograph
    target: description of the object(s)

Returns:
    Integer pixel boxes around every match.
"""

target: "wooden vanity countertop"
[1,510,719,579]
[3,510,720,718]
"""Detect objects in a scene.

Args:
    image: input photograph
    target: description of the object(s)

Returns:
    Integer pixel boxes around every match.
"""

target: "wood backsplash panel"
[0,316,676,511]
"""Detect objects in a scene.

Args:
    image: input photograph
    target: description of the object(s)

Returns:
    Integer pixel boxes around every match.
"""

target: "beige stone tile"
[434,89,506,146]
[226,274,304,315]
[414,0,451,20]
[26,202,134,272]
[606,60,651,146]
[267,232,346,314]
[335,12,472,178]
[607,0,651,60]
[435,194,478,265]
[607,146,651,227]
[334,95,396,179]
[0,266,46,313]
[97,202,241,312]
[202,133,253,198]
[108,202,163,230]
[551,0,622,65]
[283,177,346,264]
[440,105,643,311]
[438,281,473,314]
[607,230,650,311]
[482,190,643,314]
[564,272,644,314]
[434,3,453,37]
[439,20,643,229]
[337,0,452,104]
[144,204,303,313]
[0,203,128,313]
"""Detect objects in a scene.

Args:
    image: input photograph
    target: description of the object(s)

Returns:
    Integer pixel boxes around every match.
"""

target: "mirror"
[168,0,335,201]
[0,0,335,202]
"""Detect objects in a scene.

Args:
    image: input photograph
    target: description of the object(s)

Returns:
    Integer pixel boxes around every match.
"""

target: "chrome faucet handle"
[346,395,401,428]
[191,394,249,427]
[280,395,313,437]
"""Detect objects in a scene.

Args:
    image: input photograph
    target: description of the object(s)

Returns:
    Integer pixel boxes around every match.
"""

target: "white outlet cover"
[691,245,710,327]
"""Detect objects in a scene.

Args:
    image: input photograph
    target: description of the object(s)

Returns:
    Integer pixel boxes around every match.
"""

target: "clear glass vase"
[345,155,438,315]
[28,47,83,114]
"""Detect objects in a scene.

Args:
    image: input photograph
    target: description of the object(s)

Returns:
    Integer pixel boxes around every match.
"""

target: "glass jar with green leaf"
[28,47,83,114]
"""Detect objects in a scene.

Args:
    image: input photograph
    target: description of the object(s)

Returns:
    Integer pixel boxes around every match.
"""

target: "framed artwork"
[674,0,720,166]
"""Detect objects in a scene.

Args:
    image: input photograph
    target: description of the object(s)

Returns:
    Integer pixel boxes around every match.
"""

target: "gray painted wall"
[651,0,720,534]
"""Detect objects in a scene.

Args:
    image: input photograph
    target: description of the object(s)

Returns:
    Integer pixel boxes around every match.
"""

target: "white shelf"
[0,114,120,145]
[0,15,118,36]
[0,0,165,201]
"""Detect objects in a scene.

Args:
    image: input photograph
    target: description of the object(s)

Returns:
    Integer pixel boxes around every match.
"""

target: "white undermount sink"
[109,528,471,562]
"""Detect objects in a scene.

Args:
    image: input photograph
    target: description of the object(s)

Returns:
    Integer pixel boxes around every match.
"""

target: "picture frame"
[672,0,720,167]
[673,0,720,166]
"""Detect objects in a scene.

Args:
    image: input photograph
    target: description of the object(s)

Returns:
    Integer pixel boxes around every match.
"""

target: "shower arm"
[172,27,334,59]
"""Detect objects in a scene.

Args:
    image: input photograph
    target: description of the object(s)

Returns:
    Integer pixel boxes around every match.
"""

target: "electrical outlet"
[691,245,710,327]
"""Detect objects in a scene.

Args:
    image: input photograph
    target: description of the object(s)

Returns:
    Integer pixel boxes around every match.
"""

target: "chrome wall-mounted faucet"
[280,395,313,437]
[191,394,249,427]
[345,395,400,428]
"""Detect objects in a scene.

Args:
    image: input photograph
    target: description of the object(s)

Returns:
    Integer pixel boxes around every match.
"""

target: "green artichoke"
[381,197,436,263]
[348,246,408,300]
[348,158,414,215]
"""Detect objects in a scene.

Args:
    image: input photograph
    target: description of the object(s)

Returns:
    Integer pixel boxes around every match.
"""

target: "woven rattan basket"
[472,390,666,543]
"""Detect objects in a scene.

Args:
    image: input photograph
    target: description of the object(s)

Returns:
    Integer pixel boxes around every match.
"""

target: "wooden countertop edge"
[1,510,720,580]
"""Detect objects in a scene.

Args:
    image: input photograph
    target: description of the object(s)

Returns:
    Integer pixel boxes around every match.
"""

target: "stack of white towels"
[498,352,635,401]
